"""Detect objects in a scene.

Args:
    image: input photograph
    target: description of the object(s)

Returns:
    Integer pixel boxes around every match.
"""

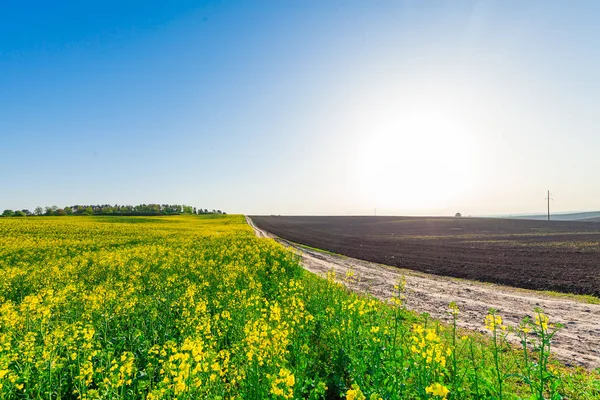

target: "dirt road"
[246,216,600,369]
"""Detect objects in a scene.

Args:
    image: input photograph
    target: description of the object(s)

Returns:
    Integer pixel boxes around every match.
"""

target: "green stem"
[493,327,503,399]
[469,339,480,399]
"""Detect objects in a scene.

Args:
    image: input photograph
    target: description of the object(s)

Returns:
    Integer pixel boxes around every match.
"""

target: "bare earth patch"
[247,217,600,369]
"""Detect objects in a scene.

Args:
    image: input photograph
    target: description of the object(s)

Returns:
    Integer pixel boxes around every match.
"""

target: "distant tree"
[455,212,462,218]
[101,206,115,215]
[9,203,227,217]
[13,210,26,217]
[22,209,32,216]
[2,209,14,217]
[44,206,58,216]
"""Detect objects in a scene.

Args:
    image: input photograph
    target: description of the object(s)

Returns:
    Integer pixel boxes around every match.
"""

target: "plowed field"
[250,216,600,296]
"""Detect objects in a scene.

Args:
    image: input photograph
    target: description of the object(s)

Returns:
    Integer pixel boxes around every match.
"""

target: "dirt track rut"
[246,216,600,369]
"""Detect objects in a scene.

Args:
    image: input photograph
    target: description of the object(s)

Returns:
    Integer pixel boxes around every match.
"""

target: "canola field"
[0,215,598,399]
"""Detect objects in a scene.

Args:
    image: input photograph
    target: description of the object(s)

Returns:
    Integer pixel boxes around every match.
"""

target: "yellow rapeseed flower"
[535,313,549,331]
[425,382,450,398]
[346,383,366,400]
[485,314,505,331]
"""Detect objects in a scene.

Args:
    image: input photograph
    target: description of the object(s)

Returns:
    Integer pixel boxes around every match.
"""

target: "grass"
[0,215,598,399]
[523,289,600,305]
[290,242,341,257]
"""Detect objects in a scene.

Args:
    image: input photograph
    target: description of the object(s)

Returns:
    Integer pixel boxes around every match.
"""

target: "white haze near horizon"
[241,4,600,217]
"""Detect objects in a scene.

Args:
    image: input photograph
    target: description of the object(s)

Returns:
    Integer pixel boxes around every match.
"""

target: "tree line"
[1,204,225,217]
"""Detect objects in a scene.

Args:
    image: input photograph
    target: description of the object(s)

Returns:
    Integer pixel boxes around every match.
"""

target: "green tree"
[2,209,14,217]
[34,206,43,216]
[100,206,114,214]
[45,206,58,216]
[13,210,26,217]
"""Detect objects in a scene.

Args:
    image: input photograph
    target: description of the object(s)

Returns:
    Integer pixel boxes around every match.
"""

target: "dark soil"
[250,216,600,296]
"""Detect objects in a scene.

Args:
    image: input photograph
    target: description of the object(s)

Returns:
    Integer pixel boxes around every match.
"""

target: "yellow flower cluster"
[535,313,549,331]
[426,382,450,398]
[269,368,295,399]
[410,324,450,367]
[346,383,366,400]
[485,314,506,332]
[448,302,459,316]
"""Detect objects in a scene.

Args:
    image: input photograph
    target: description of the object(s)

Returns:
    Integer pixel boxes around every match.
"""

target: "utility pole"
[545,190,553,221]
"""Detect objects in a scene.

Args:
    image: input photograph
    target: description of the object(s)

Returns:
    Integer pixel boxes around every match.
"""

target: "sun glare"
[355,110,478,211]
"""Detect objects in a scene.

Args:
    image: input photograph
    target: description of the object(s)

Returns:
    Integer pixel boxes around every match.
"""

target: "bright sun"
[354,110,478,211]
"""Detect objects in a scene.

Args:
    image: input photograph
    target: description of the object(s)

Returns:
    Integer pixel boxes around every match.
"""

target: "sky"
[1,1,599,216]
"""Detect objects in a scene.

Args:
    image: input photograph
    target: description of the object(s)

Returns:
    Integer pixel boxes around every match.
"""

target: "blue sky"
[2,1,599,215]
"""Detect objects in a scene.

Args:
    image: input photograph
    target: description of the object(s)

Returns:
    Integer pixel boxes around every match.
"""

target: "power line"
[545,190,553,221]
